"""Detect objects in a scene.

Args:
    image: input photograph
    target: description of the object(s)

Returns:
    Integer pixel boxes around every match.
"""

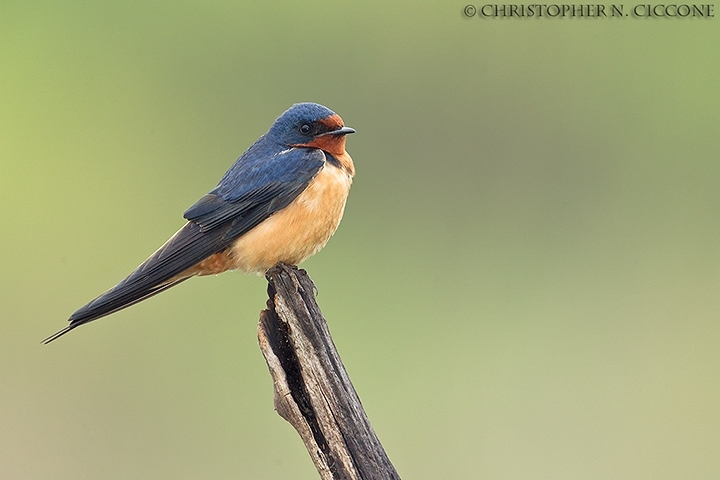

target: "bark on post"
[258,264,400,480]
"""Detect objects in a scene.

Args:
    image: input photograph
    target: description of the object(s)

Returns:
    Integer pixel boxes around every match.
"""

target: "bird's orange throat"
[293,113,353,161]
[303,135,348,157]
[292,140,354,176]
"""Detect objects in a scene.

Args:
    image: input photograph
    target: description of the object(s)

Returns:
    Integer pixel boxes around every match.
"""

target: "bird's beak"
[321,126,356,136]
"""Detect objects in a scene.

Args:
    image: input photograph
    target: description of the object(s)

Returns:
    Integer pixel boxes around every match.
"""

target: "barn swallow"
[44,102,355,343]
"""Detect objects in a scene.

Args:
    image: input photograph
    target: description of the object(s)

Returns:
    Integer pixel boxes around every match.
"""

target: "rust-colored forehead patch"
[319,114,344,130]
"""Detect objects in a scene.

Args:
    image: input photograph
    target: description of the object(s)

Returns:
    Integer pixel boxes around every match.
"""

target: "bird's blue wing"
[184,144,325,234]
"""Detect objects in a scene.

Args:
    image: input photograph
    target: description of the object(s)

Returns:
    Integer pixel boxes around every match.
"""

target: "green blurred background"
[2,1,719,478]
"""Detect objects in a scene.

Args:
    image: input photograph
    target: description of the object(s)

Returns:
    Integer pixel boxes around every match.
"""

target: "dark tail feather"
[42,277,190,344]
[43,222,234,344]
[42,324,80,344]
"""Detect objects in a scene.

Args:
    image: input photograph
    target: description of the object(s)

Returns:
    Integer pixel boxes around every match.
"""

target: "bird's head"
[268,103,355,156]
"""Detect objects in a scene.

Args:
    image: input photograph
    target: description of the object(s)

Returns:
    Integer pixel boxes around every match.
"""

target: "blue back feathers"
[207,103,336,202]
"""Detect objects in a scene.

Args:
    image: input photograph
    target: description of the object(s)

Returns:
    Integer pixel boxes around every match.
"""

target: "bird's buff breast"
[228,156,353,273]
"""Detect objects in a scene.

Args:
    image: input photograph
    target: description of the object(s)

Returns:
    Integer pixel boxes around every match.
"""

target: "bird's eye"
[299,124,312,135]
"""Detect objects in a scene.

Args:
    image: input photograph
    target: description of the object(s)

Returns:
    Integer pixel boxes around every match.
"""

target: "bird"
[44,102,355,343]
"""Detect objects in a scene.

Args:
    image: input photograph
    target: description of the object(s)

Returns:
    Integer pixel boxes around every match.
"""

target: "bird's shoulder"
[183,140,326,231]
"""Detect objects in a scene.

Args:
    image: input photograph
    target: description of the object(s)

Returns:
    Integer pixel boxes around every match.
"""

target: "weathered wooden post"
[258,264,400,480]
